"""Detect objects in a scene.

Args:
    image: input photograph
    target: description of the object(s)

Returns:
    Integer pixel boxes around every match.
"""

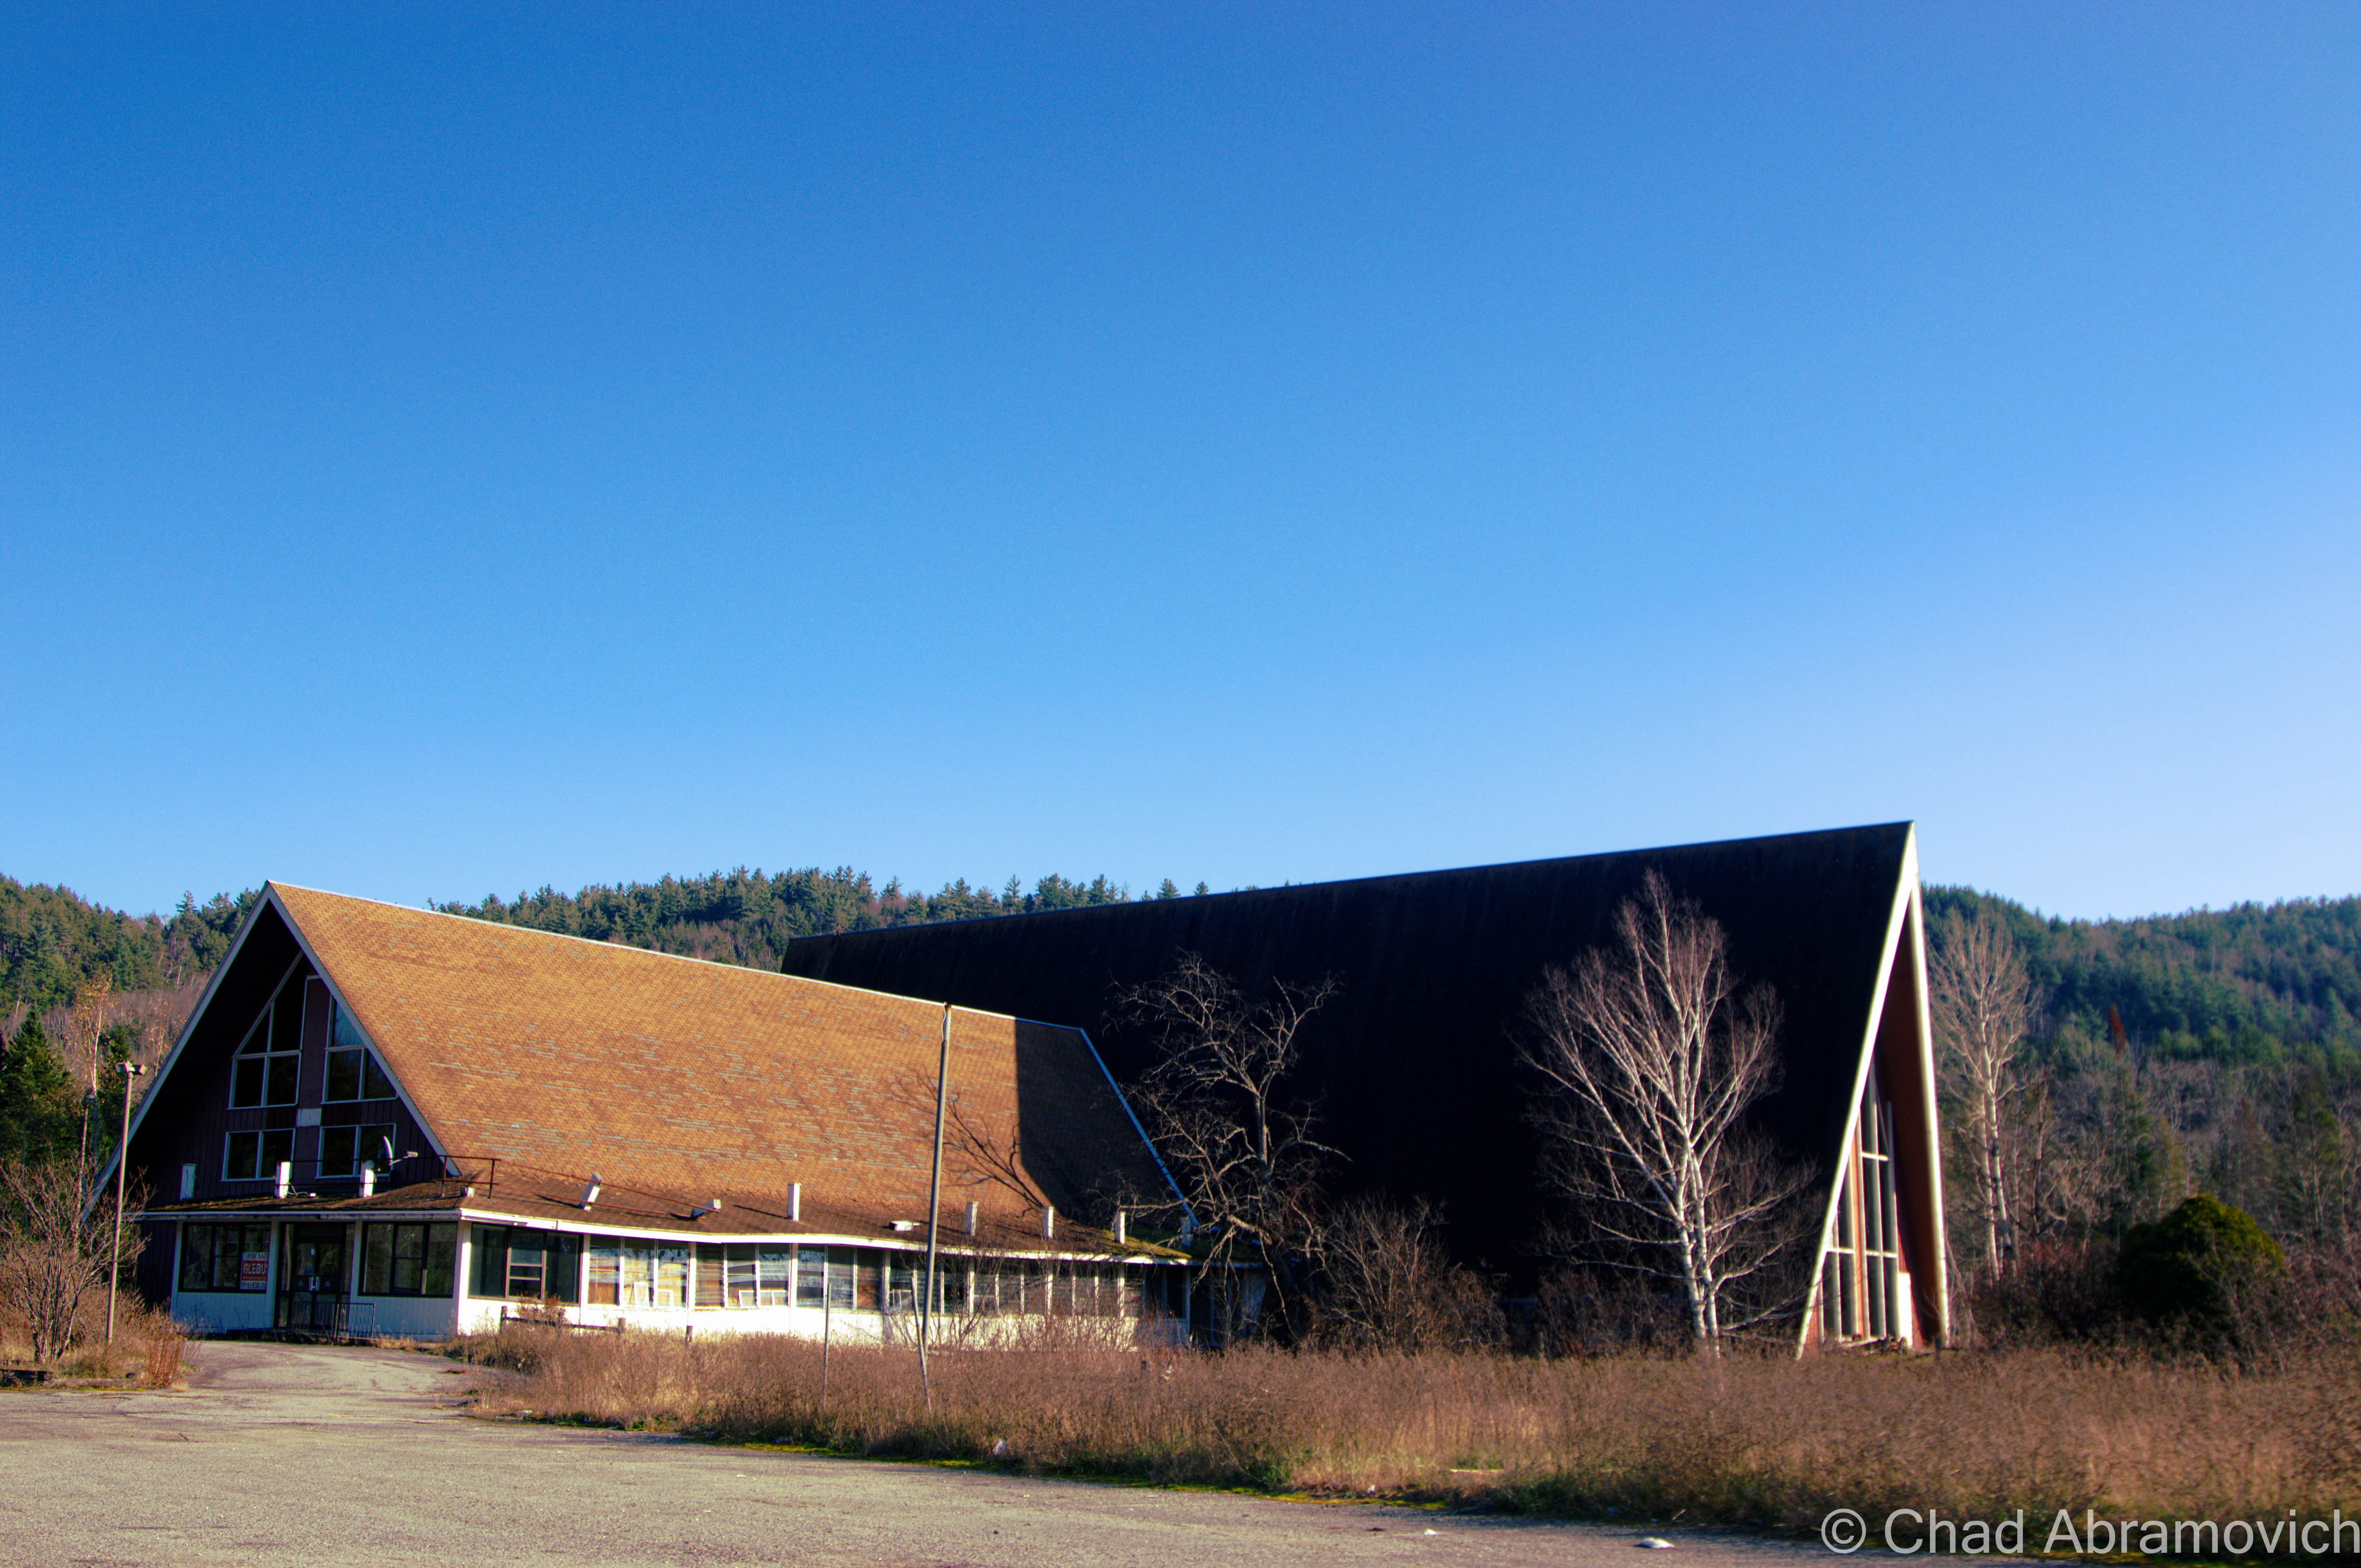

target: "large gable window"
[324,1003,396,1102]
[228,974,306,1108]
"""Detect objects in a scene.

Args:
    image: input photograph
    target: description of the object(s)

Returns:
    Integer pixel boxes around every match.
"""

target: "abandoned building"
[780,822,1947,1349]
[107,886,1198,1342]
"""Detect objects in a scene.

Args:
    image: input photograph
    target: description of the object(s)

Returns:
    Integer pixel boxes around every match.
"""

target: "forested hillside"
[10,869,2361,1070]
[1925,886,2361,1062]
[429,867,1200,969]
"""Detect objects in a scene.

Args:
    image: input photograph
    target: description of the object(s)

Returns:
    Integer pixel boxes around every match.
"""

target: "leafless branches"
[1112,952,1338,1337]
[1518,870,1807,1347]
[1930,909,2042,1276]
[0,1159,142,1364]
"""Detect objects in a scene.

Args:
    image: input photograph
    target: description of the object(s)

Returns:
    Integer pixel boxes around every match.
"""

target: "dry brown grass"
[451,1328,2360,1531]
[0,1295,188,1385]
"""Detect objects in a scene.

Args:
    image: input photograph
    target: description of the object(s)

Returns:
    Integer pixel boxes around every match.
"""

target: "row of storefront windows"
[178,1220,455,1296]
[181,1221,1173,1316]
[470,1226,1165,1316]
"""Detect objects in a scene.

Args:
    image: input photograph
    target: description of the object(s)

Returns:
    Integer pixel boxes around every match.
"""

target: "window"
[582,1236,685,1308]
[178,1222,272,1292]
[324,1004,396,1102]
[319,1124,395,1178]
[1821,1091,1904,1342]
[229,973,307,1108]
[468,1226,581,1303]
[712,1244,797,1308]
[224,1129,295,1182]
[359,1223,456,1296]
[794,1245,826,1308]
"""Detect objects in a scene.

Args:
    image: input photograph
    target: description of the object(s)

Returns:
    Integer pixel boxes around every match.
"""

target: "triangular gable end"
[1798,827,1948,1350]
[98,884,453,1204]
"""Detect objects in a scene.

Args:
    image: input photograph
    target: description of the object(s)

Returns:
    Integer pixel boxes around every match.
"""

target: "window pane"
[724,1245,758,1308]
[225,1132,257,1180]
[331,1001,368,1052]
[326,1050,360,1102]
[587,1240,620,1306]
[471,1227,507,1298]
[827,1247,855,1309]
[230,1058,263,1109]
[795,1246,825,1307]
[260,1129,293,1171]
[320,1127,356,1178]
[361,1054,395,1101]
[653,1247,689,1309]
[270,979,306,1054]
[393,1224,426,1294]
[264,1057,298,1105]
[361,1224,392,1294]
[422,1225,456,1298]
[179,1226,214,1290]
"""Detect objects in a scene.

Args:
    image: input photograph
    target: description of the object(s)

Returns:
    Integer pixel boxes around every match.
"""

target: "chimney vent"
[274,1161,292,1199]
[1040,1205,1055,1241]
[359,1166,376,1199]
[788,1182,802,1222]
[1112,1209,1126,1246]
[963,1201,979,1237]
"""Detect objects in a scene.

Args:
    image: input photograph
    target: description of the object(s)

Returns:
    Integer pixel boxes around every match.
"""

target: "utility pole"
[919,1003,951,1410]
[105,1062,142,1345]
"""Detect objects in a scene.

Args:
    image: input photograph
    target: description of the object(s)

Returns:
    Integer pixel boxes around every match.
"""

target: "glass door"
[278,1223,350,1334]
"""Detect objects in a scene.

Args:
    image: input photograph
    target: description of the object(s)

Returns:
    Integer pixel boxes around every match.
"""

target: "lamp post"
[104,1061,142,1346]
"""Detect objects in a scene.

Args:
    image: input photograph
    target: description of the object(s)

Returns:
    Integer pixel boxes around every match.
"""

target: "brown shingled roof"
[269,886,1174,1244]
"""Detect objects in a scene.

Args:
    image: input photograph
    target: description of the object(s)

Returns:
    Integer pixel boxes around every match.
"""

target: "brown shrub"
[454,1330,2361,1527]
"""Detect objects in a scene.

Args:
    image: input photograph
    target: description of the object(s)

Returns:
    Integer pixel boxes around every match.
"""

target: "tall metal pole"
[105,1062,141,1345]
[919,1003,951,1409]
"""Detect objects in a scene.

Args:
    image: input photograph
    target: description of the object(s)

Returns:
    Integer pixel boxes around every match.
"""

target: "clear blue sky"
[6,4,2357,922]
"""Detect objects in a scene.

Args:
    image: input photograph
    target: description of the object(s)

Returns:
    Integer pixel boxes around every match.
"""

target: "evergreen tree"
[0,1016,80,1167]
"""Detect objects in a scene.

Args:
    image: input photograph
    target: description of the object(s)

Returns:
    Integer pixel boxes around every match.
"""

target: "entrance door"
[278,1224,349,1334]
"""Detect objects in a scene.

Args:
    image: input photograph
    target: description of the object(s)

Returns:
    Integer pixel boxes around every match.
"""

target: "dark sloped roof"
[781,824,1917,1274]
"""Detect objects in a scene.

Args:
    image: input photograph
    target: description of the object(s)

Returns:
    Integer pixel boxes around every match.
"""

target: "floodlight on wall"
[788,1182,802,1222]
[1040,1205,1055,1241]
[579,1174,601,1210]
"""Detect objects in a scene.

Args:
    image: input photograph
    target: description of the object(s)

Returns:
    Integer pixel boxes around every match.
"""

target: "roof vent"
[274,1161,292,1200]
[888,1219,918,1233]
[963,1201,979,1237]
[358,1166,376,1199]
[788,1182,802,1222]
[1112,1209,1126,1246]
[690,1198,722,1220]
[1040,1205,1055,1241]
[579,1174,601,1210]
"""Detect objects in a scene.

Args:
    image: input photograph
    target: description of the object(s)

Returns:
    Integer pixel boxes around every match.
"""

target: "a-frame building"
[107,886,1191,1341]
[783,822,1947,1347]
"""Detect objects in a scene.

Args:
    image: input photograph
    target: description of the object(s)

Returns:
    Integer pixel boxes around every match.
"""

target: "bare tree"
[1928,910,2042,1276]
[1112,952,1338,1339]
[0,1159,142,1364]
[1519,871,1805,1348]
[1315,1195,1501,1351]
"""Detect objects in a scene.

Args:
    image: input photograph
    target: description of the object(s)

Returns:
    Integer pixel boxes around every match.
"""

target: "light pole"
[104,1061,142,1346]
